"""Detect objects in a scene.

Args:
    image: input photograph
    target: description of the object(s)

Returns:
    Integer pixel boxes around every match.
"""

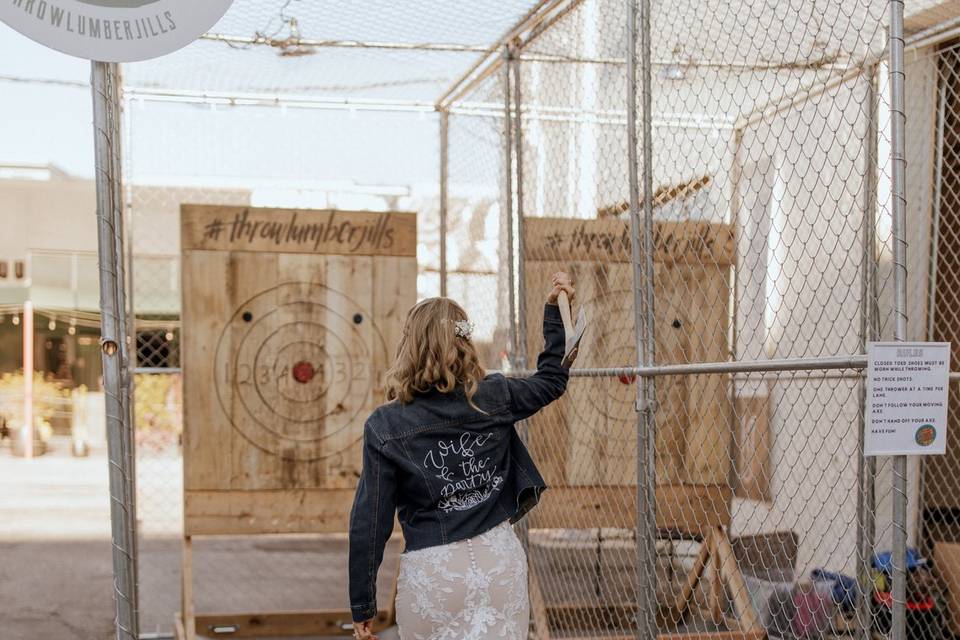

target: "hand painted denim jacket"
[348,303,568,622]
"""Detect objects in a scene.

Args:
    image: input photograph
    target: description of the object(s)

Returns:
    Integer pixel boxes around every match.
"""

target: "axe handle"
[557,291,575,337]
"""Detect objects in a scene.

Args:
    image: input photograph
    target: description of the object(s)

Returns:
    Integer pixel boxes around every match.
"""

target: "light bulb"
[68,326,76,336]
[12,315,20,326]
[165,331,175,341]
[48,319,57,331]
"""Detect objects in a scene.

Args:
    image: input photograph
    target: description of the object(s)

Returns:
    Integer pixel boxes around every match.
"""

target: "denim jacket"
[348,303,568,622]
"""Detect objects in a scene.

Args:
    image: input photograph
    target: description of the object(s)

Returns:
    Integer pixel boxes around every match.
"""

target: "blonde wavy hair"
[385,297,486,408]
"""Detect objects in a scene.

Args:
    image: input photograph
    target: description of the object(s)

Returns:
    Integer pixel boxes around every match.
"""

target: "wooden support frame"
[175,205,416,638]
[528,527,763,640]
[174,533,401,639]
[174,610,393,639]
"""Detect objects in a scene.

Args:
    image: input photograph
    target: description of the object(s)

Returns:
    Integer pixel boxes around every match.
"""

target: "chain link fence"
[441,1,957,639]
[95,0,960,637]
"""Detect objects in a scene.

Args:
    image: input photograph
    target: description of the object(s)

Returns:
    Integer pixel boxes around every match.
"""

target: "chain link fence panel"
[442,0,954,638]
[103,0,960,637]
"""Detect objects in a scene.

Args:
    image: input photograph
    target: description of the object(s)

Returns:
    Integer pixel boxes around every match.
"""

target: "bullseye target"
[214,281,388,462]
[565,286,638,452]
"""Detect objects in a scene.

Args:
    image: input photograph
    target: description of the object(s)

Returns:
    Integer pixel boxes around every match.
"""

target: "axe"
[557,290,587,369]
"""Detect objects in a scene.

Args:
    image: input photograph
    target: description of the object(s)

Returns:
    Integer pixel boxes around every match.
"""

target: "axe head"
[561,306,588,369]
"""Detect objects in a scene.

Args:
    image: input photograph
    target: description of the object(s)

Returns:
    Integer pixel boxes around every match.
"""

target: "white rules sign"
[866,342,950,456]
[1,0,233,62]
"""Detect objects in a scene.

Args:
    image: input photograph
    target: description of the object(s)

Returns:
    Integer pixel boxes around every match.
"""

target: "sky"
[0,22,95,177]
[0,19,455,190]
[0,20,442,185]
[0,0,533,184]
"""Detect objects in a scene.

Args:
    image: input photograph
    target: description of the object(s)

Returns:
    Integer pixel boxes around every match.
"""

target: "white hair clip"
[453,319,475,340]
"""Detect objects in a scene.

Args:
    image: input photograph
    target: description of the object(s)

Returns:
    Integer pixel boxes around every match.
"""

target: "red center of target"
[292,361,315,384]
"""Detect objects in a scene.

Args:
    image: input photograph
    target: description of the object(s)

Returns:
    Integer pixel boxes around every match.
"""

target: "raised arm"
[505,272,574,421]
[348,420,397,627]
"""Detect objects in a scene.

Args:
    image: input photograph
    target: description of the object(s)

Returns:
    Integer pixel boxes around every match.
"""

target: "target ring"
[564,287,641,452]
[214,282,388,461]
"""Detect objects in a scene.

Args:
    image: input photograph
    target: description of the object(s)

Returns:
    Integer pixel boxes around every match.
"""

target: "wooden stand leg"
[182,535,196,640]
[529,563,550,640]
[714,531,762,633]
[673,528,712,621]
[708,530,725,624]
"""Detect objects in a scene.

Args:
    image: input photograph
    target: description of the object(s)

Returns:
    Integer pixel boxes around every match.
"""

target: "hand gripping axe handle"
[557,290,587,369]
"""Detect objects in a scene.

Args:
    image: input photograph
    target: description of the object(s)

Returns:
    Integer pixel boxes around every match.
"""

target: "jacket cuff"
[544,302,563,325]
[351,602,377,623]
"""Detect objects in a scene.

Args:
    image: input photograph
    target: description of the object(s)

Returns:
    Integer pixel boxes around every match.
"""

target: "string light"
[48,317,57,331]
[69,318,77,336]
[12,315,20,326]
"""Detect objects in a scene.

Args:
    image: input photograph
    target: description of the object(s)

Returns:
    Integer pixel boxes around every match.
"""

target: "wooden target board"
[180,204,416,536]
[522,216,735,535]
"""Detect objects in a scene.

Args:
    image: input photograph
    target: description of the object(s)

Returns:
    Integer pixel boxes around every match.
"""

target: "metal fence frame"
[88,1,954,638]
[433,2,916,640]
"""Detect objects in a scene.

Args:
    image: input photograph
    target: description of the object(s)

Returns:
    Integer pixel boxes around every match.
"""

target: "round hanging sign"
[0,0,234,62]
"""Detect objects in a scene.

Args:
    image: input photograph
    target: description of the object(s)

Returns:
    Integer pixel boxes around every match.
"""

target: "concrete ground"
[0,436,401,640]
[0,437,115,640]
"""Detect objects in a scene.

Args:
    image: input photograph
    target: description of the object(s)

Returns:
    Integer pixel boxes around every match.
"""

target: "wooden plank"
[653,263,690,484]
[673,530,711,620]
[181,536,196,640]
[274,257,329,489]
[181,251,233,490]
[173,613,186,640]
[935,542,960,636]
[715,531,762,632]
[226,252,281,491]
[708,530,724,624]
[524,217,735,266]
[529,565,552,640]
[182,205,416,257]
[734,394,771,502]
[682,265,732,485]
[184,489,366,536]
[566,263,609,486]
[529,484,731,533]
[548,602,638,632]
[322,254,376,490]
[193,609,391,637]
[524,260,575,485]
[372,255,416,400]
[597,262,640,486]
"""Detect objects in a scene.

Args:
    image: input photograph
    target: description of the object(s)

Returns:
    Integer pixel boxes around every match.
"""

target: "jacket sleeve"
[505,303,570,421]
[348,419,397,623]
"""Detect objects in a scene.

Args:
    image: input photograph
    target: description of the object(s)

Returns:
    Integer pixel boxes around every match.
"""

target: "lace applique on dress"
[395,521,529,639]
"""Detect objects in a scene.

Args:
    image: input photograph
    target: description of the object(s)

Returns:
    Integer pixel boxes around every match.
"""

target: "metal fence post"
[887,3,909,640]
[112,73,139,629]
[512,53,528,372]
[92,60,139,640]
[627,1,657,639]
[857,65,880,640]
[503,44,518,364]
[439,109,449,298]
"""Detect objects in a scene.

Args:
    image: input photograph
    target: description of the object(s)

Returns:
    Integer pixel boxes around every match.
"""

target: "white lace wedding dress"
[395,520,530,639]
